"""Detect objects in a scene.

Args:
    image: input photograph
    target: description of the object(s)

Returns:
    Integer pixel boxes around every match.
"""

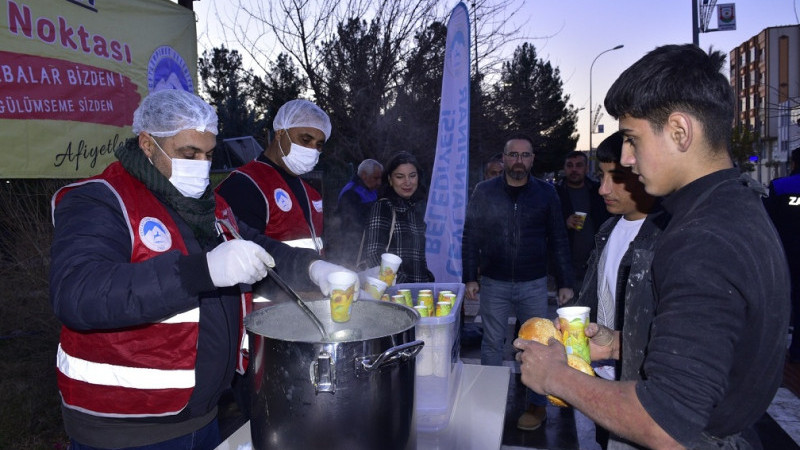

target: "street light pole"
[589,44,624,168]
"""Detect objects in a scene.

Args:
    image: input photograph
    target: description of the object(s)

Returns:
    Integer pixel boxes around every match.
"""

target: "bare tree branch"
[213,0,552,95]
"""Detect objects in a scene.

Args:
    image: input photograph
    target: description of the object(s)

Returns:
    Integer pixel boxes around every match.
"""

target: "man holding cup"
[515,44,790,449]
[556,151,609,292]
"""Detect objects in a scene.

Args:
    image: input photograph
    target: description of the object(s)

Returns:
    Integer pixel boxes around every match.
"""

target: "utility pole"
[692,0,699,46]
[472,1,479,78]
[589,45,624,168]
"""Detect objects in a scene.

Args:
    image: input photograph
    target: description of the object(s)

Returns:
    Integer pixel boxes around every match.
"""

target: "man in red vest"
[50,89,348,450]
[217,99,330,255]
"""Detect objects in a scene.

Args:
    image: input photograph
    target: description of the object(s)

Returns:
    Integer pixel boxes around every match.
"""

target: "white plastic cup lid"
[365,276,388,289]
[380,253,402,265]
[556,306,590,320]
[327,271,357,287]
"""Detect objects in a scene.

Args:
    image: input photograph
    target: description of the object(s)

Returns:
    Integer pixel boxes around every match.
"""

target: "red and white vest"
[229,160,324,253]
[51,162,250,418]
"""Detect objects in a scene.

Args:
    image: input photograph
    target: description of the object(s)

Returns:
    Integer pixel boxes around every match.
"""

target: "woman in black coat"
[363,152,434,283]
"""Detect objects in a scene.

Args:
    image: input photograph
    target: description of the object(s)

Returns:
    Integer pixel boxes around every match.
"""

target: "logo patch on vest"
[274,188,292,212]
[312,199,323,212]
[139,217,172,252]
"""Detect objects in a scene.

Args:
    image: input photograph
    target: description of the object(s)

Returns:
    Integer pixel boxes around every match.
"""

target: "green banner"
[0,0,197,178]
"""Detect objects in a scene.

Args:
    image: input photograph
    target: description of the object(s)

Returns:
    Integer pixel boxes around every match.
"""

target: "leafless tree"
[212,0,545,94]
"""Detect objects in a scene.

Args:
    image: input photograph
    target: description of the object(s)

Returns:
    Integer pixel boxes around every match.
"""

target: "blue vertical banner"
[424,2,470,282]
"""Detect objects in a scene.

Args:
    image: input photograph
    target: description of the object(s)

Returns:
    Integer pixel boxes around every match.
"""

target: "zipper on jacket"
[300,182,322,255]
[511,201,519,280]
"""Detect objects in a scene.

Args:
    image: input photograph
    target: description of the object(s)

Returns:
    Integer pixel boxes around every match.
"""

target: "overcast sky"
[189,0,798,151]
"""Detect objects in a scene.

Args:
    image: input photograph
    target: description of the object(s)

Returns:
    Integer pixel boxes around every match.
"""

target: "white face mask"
[278,132,320,175]
[151,137,211,199]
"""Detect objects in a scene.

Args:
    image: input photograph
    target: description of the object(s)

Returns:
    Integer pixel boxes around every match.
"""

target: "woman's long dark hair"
[379,151,427,201]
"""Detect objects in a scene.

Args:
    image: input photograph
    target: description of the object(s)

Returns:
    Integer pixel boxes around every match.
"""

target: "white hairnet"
[273,99,331,141]
[132,89,218,137]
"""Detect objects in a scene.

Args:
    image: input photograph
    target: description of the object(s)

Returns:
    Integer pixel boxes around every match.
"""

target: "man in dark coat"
[556,151,610,291]
[463,133,574,431]
[333,159,383,266]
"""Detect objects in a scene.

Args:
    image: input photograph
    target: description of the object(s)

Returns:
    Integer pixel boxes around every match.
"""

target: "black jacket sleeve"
[545,186,576,289]
[461,183,484,283]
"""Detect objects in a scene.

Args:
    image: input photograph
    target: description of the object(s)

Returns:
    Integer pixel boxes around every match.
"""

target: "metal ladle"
[214,219,330,341]
[265,267,329,341]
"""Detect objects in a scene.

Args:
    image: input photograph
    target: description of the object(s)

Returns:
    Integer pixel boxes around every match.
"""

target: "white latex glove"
[206,240,275,287]
[309,260,357,296]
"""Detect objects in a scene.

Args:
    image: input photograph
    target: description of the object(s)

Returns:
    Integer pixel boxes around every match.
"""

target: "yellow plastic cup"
[437,290,453,304]
[379,253,402,286]
[391,294,407,305]
[442,293,456,305]
[363,276,388,300]
[327,271,357,323]
[418,290,434,316]
[398,289,413,307]
[556,306,591,363]
[574,212,587,231]
[414,305,429,317]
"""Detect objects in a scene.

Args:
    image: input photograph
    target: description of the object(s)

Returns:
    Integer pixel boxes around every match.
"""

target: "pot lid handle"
[359,340,424,372]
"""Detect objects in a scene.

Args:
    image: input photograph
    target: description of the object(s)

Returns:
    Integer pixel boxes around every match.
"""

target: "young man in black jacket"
[515,44,790,449]
[574,131,665,449]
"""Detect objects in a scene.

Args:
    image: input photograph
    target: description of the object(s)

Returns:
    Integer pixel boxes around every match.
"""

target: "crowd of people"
[48,43,797,450]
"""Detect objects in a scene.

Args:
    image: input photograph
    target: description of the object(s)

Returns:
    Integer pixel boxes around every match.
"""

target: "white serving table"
[215,363,510,450]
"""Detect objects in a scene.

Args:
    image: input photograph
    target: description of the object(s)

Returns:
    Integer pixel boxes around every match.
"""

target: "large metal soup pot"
[245,298,422,450]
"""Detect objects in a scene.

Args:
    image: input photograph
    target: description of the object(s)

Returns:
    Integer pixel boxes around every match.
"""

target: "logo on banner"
[66,0,97,12]
[147,46,193,93]
[274,189,292,212]
[445,30,468,79]
[139,217,172,252]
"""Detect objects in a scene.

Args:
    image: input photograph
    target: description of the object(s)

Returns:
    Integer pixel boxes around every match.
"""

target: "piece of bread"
[547,355,595,407]
[518,317,563,345]
[518,317,595,408]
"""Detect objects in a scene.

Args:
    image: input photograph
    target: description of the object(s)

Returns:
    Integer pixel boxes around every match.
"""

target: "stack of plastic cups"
[418,289,434,316]
[398,288,413,307]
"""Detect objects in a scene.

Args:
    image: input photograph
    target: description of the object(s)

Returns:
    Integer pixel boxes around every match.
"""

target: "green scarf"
[115,138,218,246]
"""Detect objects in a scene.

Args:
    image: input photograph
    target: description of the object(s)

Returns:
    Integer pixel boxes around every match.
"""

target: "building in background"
[729,25,800,183]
